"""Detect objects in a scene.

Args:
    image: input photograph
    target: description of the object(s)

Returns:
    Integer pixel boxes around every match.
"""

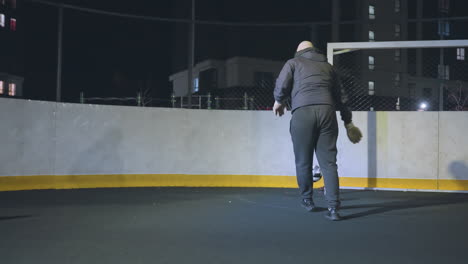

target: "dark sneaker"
[325,208,342,221]
[300,199,315,212]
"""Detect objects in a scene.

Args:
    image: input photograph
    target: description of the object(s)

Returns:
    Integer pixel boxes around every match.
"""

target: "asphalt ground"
[1,187,468,264]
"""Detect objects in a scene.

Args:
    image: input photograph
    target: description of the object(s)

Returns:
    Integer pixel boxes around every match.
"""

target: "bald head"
[296,41,314,52]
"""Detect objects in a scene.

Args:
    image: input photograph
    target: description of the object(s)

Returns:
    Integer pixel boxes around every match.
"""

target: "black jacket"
[273,48,352,124]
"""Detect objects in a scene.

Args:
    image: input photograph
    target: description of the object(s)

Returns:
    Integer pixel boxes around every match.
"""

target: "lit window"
[10,18,16,31]
[369,30,375,41]
[8,83,16,96]
[0,80,4,94]
[438,20,450,37]
[395,0,400,12]
[193,77,199,93]
[368,56,375,70]
[369,5,375,20]
[457,48,465,60]
[395,24,401,38]
[395,49,401,62]
[0,14,5,27]
[368,81,375,95]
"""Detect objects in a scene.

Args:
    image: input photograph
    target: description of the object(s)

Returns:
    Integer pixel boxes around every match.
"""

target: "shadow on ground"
[0,215,34,221]
[341,193,468,220]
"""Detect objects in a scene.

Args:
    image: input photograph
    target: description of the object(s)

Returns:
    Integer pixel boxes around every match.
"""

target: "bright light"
[419,102,428,111]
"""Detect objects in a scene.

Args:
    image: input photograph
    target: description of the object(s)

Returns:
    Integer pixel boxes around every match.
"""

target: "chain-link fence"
[169,46,468,112]
[333,48,468,111]
[162,18,468,112]
[12,0,468,111]
[79,92,173,108]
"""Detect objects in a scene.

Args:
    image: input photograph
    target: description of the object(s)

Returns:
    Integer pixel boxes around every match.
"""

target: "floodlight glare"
[419,102,428,111]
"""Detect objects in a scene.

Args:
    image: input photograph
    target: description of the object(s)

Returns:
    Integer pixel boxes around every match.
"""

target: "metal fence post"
[171,93,176,108]
[80,92,85,104]
[215,96,220,109]
[243,92,248,110]
[137,92,142,106]
[207,93,212,109]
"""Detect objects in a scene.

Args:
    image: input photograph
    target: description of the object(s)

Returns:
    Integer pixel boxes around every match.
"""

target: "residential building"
[170,57,283,94]
[338,0,468,109]
[169,0,468,110]
[0,0,23,98]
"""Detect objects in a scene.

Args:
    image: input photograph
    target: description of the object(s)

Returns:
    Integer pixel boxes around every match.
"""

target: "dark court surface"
[1,187,468,264]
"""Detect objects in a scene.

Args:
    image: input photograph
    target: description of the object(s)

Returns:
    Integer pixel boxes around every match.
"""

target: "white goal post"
[327,40,468,65]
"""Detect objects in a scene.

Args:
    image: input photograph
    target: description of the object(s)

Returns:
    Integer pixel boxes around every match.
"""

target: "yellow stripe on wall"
[438,179,468,191]
[0,174,467,191]
[0,174,299,191]
[340,177,438,190]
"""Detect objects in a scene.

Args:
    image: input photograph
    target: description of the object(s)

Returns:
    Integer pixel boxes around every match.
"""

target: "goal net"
[327,40,468,111]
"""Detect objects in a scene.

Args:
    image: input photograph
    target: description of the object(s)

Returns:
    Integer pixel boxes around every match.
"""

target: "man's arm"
[331,68,352,125]
[331,68,362,144]
[274,60,294,104]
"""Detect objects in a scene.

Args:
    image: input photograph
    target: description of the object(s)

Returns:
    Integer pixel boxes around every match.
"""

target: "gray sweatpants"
[290,105,340,209]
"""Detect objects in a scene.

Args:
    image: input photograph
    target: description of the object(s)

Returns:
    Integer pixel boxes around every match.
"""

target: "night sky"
[13,0,468,103]
[18,0,338,102]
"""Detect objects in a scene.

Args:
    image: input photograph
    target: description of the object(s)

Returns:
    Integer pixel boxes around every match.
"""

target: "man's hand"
[345,122,363,144]
[273,101,286,117]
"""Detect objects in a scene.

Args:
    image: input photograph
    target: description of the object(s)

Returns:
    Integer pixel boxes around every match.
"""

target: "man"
[273,41,362,221]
